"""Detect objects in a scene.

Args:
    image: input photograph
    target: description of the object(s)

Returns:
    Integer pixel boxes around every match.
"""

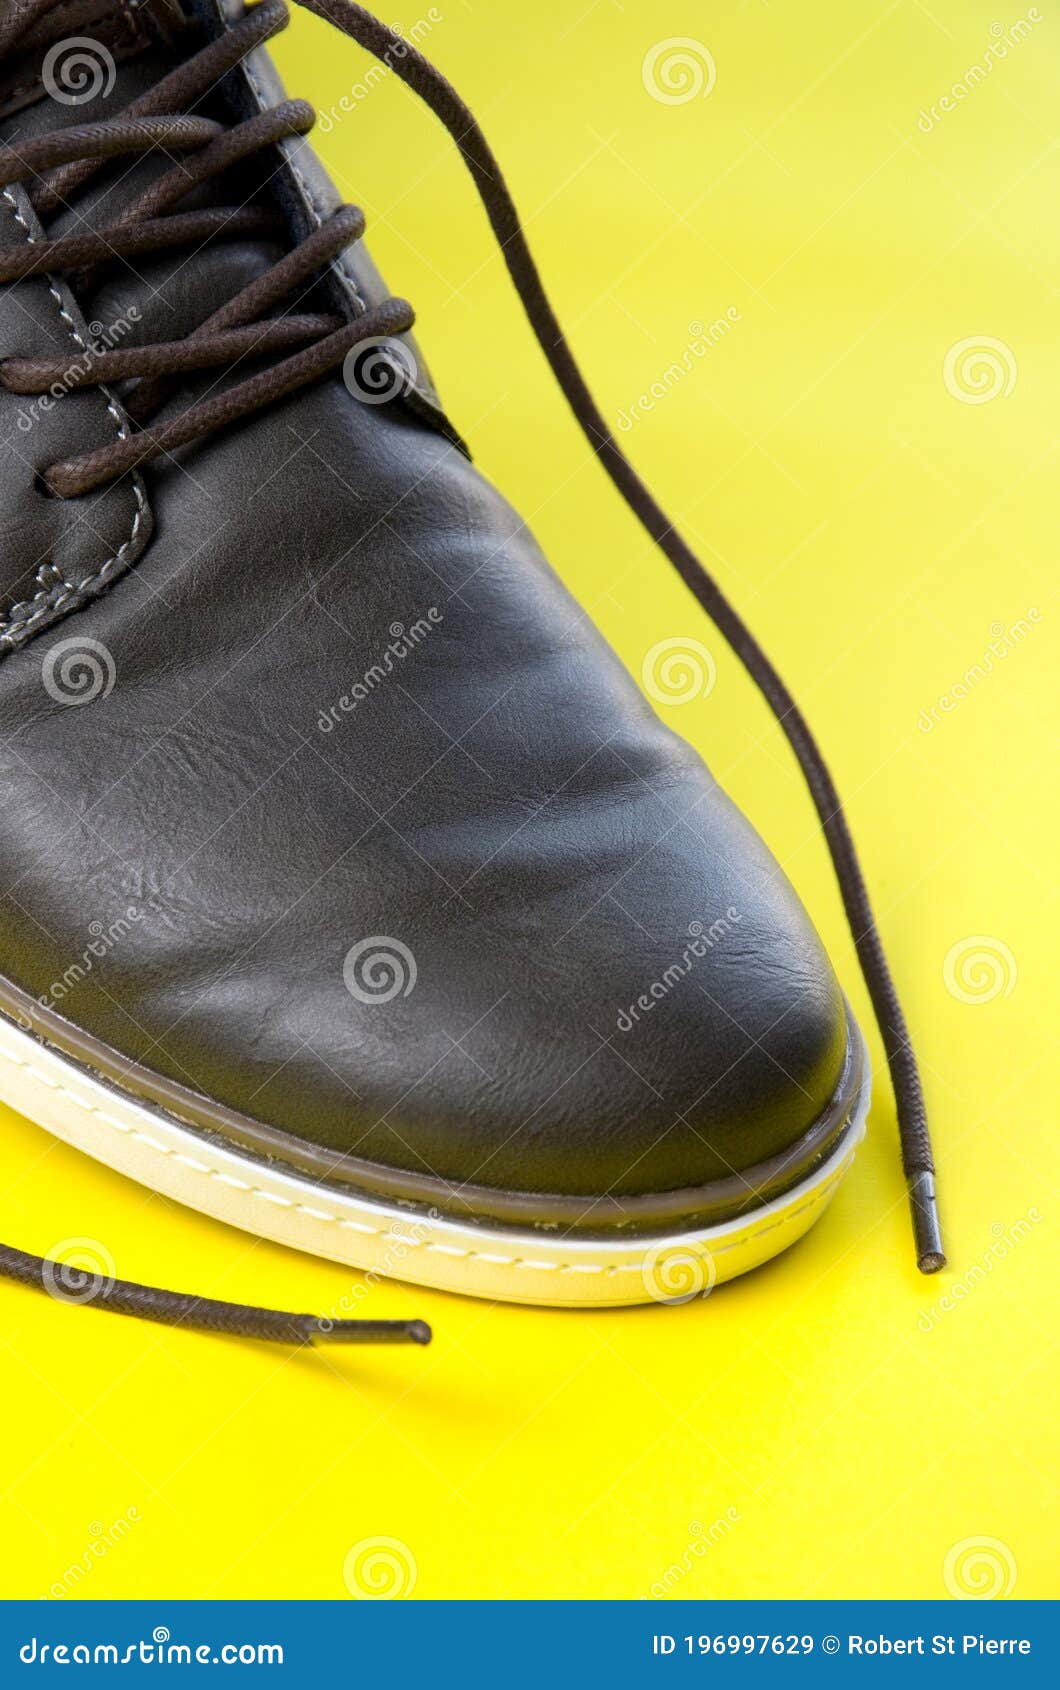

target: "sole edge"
[0,1011,870,1308]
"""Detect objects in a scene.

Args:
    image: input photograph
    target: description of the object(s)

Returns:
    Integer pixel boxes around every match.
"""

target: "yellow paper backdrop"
[1,0,1056,1600]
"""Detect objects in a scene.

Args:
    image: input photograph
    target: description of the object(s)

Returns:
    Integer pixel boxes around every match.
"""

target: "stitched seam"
[235,21,368,314]
[0,1033,857,1275]
[0,187,148,647]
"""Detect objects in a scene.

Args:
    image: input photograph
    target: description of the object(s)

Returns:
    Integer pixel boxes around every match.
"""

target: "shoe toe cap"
[242,771,853,1211]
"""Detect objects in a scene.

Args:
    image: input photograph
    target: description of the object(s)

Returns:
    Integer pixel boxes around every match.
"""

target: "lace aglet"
[908,1170,945,1273]
[311,1317,432,1346]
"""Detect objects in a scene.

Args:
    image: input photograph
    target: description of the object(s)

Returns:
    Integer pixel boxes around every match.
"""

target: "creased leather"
[0,3,848,1202]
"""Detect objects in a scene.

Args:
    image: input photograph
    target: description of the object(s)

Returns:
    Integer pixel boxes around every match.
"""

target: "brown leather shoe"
[0,0,941,1348]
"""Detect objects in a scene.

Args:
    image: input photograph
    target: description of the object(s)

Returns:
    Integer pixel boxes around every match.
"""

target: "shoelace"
[0,0,944,1346]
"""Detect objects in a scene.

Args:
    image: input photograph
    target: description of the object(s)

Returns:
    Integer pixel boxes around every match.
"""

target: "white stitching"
[0,187,149,647]
[235,21,368,313]
[0,1030,857,1277]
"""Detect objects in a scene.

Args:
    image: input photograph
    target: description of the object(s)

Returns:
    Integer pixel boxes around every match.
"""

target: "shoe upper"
[0,0,851,1221]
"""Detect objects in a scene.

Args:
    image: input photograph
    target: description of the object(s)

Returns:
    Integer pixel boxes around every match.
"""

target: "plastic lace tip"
[908,1170,946,1274]
[312,1317,432,1346]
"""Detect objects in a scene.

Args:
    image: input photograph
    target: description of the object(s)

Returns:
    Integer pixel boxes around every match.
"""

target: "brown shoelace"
[0,0,943,1347]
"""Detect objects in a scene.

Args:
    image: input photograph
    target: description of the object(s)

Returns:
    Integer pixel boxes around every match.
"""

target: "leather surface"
[0,186,153,647]
[0,2,848,1203]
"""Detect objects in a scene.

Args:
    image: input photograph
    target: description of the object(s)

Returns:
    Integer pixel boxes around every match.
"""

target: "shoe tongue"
[0,1,187,118]
[0,0,286,356]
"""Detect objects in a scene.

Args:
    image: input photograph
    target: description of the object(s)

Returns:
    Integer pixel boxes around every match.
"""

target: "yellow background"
[2,0,1057,1600]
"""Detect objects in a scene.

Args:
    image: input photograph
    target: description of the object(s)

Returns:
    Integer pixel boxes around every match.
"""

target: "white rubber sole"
[0,1011,870,1307]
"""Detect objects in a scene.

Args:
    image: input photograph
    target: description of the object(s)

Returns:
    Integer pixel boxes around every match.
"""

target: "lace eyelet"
[33,469,67,500]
